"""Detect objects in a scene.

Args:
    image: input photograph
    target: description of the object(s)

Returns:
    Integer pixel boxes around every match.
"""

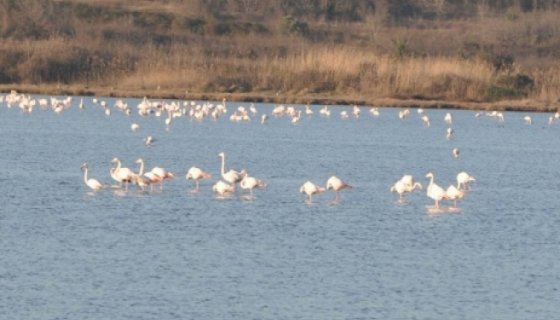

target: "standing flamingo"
[186,166,212,192]
[326,176,352,203]
[239,175,266,199]
[218,152,246,189]
[149,166,175,190]
[390,175,422,202]
[426,172,446,208]
[110,158,135,191]
[300,181,326,203]
[81,163,106,190]
[457,172,476,191]
[445,185,464,207]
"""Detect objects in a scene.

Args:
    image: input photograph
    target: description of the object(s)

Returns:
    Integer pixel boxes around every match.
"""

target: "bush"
[486,73,535,100]
[281,15,309,37]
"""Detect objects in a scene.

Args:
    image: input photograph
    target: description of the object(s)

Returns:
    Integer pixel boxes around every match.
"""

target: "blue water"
[1,96,559,319]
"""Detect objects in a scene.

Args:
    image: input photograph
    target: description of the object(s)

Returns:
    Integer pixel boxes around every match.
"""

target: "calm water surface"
[1,96,559,319]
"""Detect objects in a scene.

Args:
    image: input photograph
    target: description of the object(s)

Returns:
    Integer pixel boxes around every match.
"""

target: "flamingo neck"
[220,155,226,176]
[138,160,145,176]
[83,168,89,184]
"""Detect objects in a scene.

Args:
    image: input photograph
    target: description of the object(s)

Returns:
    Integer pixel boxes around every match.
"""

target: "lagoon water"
[1,96,559,319]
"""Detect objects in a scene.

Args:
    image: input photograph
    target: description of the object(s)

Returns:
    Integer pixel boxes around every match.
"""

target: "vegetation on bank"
[1,0,560,110]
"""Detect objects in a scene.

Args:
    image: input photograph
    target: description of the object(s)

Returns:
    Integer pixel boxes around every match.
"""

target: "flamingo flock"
[10,89,557,209]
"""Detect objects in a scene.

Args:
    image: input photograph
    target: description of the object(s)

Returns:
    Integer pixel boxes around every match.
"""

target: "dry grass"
[3,1,560,110]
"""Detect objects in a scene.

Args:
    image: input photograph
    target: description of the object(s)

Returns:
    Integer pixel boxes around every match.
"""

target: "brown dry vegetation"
[2,0,560,110]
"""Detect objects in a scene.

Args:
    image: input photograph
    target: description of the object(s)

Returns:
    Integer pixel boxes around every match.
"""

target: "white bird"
[110,158,135,191]
[239,175,266,198]
[261,114,268,124]
[421,115,431,127]
[340,110,349,119]
[81,163,106,190]
[149,166,175,190]
[457,172,475,191]
[131,123,140,132]
[444,112,453,124]
[326,176,352,203]
[186,166,212,192]
[452,147,460,158]
[445,185,464,207]
[212,180,235,196]
[426,172,446,208]
[144,135,155,146]
[390,175,422,201]
[524,115,532,125]
[133,158,151,190]
[218,152,246,189]
[446,127,454,140]
[79,98,85,110]
[299,181,326,203]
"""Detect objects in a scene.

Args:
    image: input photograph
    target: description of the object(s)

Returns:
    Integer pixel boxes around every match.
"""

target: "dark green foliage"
[486,73,535,100]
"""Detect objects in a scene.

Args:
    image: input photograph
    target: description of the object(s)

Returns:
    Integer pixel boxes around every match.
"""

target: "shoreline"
[1,84,558,113]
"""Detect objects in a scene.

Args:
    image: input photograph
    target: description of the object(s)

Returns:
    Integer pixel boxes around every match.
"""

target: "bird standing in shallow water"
[326,176,352,203]
[391,175,422,202]
[300,181,326,203]
[186,166,211,192]
[81,163,106,191]
[426,172,446,208]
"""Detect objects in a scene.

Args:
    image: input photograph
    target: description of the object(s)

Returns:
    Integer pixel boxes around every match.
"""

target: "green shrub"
[486,73,535,100]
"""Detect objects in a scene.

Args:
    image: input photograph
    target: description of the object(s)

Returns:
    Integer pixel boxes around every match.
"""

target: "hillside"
[1,0,560,110]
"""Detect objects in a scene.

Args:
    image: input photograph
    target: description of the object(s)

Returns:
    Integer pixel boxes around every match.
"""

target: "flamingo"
[452,147,460,158]
[524,115,532,125]
[445,185,464,207]
[81,163,106,190]
[110,158,135,191]
[390,175,422,202]
[134,158,151,190]
[261,114,268,124]
[218,152,246,189]
[131,123,140,132]
[212,180,235,196]
[149,166,175,190]
[239,175,266,198]
[446,127,454,140]
[326,176,352,203]
[186,166,212,192]
[444,112,453,124]
[299,181,326,203]
[457,172,475,191]
[144,135,155,146]
[421,115,431,127]
[426,172,446,208]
